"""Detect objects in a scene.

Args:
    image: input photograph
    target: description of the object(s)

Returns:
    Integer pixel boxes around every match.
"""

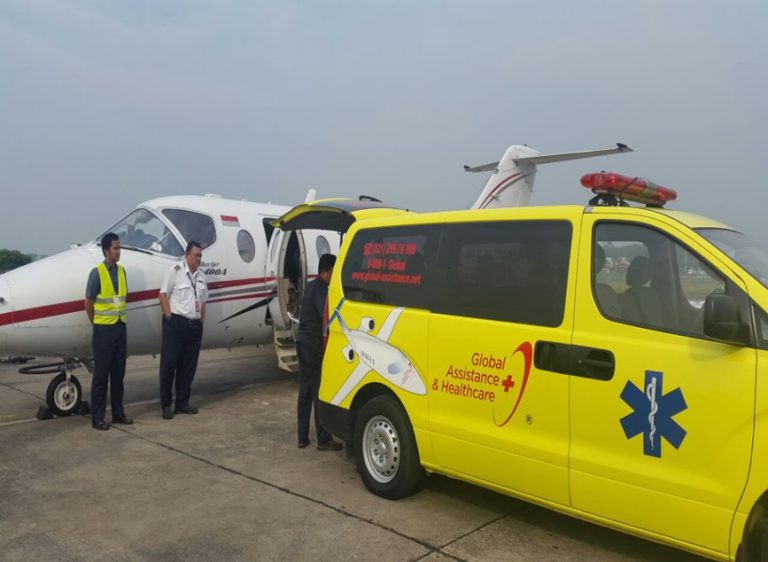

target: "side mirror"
[703,294,750,345]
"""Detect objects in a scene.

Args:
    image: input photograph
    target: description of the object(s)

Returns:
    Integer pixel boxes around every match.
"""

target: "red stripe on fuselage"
[206,292,272,305]
[0,278,276,327]
[208,277,276,290]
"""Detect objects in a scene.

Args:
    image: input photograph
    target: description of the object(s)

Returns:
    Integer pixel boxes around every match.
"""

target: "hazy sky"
[1,0,766,255]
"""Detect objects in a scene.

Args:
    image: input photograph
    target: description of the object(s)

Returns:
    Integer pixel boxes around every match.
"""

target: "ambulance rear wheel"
[354,395,424,500]
[46,372,82,416]
[743,513,768,562]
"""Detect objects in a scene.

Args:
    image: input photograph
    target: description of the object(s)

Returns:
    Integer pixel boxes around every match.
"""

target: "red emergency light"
[581,172,677,207]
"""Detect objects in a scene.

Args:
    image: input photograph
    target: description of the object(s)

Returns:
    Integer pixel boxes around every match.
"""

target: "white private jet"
[0,142,631,416]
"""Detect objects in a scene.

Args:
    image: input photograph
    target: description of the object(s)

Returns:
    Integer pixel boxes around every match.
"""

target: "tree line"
[0,249,33,273]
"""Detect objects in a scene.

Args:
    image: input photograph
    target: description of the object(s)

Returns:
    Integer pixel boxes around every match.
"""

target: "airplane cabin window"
[162,209,216,249]
[237,230,255,263]
[101,209,184,257]
[316,235,331,258]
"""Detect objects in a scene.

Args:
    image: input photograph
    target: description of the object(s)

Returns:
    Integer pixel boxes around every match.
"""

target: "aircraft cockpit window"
[237,230,255,263]
[102,209,184,257]
[162,209,216,249]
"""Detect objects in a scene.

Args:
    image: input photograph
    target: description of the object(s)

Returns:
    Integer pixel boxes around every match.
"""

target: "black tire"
[45,372,82,416]
[743,514,768,562]
[353,394,424,500]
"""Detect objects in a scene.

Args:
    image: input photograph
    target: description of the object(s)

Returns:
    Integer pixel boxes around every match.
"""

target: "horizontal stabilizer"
[468,142,633,210]
[514,143,632,165]
[464,161,500,173]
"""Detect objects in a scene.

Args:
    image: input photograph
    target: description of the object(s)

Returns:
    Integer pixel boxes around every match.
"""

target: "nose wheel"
[45,372,82,416]
[19,360,86,417]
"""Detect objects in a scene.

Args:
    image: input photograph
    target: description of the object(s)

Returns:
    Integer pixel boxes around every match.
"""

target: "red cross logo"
[502,375,515,393]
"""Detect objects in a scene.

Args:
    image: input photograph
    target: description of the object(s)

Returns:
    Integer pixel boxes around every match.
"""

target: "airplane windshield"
[100,208,184,257]
[697,228,768,289]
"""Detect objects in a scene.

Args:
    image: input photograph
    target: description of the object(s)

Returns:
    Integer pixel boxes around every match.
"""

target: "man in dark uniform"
[84,232,133,430]
[158,241,208,420]
[297,254,343,450]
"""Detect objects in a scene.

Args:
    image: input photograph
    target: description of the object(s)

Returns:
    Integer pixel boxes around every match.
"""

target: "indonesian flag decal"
[221,215,240,227]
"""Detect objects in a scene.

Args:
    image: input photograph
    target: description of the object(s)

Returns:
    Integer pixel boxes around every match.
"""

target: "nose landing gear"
[19,359,90,417]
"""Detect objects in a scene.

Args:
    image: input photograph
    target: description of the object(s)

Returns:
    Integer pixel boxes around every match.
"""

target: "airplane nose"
[0,276,11,354]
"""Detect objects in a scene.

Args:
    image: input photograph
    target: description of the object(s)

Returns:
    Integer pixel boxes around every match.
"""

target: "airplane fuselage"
[0,195,291,358]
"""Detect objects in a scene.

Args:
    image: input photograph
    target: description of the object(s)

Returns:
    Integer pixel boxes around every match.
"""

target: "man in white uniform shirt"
[158,241,208,420]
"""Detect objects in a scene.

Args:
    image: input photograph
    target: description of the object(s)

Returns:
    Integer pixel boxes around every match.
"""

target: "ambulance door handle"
[533,341,571,376]
[573,348,615,381]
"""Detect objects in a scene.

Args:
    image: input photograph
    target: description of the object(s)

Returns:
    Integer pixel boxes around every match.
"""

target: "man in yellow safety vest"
[84,232,132,430]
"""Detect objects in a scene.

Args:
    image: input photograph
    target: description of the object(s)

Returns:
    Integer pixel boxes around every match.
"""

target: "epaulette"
[174,264,181,271]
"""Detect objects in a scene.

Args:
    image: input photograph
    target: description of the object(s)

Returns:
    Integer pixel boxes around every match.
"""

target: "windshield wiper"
[121,245,153,255]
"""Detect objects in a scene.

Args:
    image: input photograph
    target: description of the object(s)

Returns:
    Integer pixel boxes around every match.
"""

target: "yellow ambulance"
[274,182,768,561]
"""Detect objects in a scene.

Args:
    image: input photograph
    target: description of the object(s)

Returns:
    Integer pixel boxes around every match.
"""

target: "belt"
[171,313,202,325]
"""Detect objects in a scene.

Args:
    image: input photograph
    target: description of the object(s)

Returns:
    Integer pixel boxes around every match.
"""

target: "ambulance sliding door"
[427,212,580,505]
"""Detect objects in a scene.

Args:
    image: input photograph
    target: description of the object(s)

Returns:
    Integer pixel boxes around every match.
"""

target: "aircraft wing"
[376,307,404,342]
[331,362,370,405]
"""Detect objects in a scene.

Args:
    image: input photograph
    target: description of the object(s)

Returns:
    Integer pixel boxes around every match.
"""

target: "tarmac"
[0,346,707,561]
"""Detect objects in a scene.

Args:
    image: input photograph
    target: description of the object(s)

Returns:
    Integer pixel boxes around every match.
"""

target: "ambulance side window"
[755,307,768,350]
[432,220,571,327]
[341,225,439,309]
[593,222,745,340]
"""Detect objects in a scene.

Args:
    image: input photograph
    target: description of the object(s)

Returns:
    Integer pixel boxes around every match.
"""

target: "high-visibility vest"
[93,263,127,325]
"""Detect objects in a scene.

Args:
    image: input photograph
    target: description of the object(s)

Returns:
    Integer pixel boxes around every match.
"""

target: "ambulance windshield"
[100,209,184,257]
[698,228,768,288]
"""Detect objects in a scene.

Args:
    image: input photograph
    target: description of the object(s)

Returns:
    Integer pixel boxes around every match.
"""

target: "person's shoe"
[317,438,343,451]
[297,440,310,449]
[175,405,198,415]
[162,406,174,420]
[92,419,110,431]
[112,415,133,425]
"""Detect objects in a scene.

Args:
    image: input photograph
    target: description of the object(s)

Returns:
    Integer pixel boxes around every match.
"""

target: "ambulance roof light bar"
[581,171,677,208]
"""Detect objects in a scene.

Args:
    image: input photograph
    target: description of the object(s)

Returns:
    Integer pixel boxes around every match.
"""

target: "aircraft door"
[267,228,340,333]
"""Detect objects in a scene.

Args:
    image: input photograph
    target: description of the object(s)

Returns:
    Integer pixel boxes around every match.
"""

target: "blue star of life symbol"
[620,370,687,458]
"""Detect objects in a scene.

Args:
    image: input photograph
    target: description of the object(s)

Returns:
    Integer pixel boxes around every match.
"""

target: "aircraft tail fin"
[468,143,632,209]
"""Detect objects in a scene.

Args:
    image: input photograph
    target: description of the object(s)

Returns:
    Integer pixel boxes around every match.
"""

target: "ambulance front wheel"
[354,394,425,500]
[46,372,82,416]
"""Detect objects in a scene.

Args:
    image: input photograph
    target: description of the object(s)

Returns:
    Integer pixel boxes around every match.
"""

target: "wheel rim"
[362,415,400,484]
[53,381,78,411]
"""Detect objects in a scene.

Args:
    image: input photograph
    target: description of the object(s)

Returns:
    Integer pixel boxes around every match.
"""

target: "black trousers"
[91,322,127,421]
[159,314,203,408]
[296,342,331,444]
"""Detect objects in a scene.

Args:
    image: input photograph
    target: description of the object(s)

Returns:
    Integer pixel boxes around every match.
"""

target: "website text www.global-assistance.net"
[350,271,423,285]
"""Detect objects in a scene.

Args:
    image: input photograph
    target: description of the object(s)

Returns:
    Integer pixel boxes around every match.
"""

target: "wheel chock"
[36,406,54,420]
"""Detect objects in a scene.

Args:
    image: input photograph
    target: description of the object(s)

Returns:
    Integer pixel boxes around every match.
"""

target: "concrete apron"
[0,347,705,561]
